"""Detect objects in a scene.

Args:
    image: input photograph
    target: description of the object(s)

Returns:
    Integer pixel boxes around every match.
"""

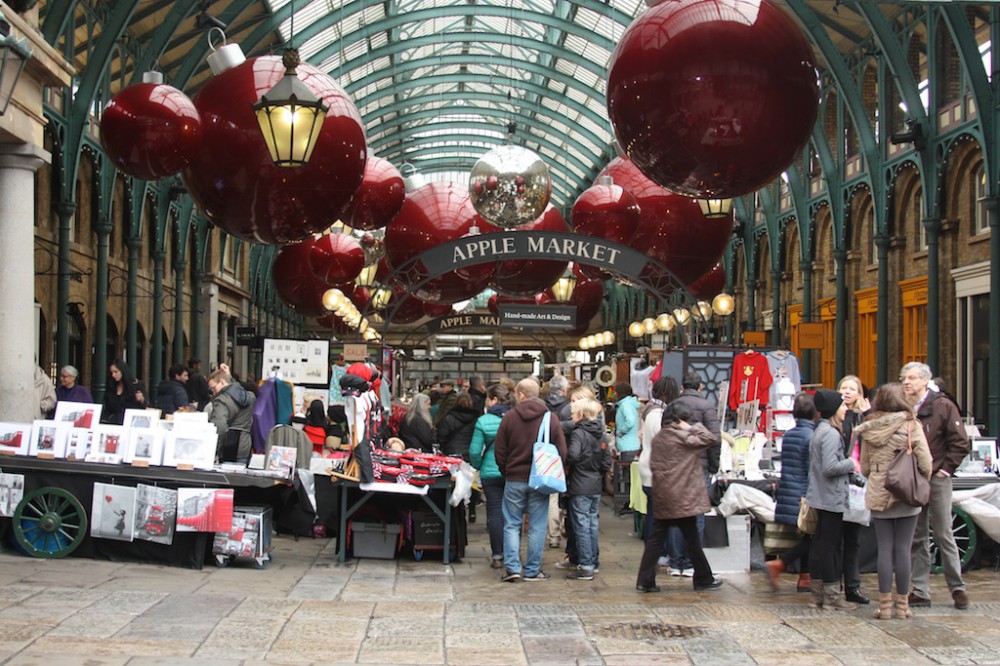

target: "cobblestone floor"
[0,500,998,665]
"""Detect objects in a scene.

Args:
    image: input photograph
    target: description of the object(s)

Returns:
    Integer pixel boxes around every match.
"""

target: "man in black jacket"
[186,358,211,411]
[156,364,190,415]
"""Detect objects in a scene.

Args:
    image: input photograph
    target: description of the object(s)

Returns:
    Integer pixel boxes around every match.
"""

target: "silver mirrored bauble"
[357,228,385,266]
[468,145,552,228]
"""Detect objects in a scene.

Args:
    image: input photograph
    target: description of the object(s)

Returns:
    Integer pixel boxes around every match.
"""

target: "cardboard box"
[350,521,401,559]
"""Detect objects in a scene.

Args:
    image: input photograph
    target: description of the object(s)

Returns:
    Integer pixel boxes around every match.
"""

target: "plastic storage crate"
[350,521,401,559]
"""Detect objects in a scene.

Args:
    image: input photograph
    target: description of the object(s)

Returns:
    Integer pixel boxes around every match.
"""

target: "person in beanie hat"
[805,388,859,610]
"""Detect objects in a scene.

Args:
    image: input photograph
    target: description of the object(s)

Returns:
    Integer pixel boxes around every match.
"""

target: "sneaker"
[490,559,504,569]
[501,570,521,582]
[524,571,551,582]
[952,589,969,610]
[908,592,931,608]
[669,568,683,577]
[566,570,594,581]
[681,569,694,578]
[555,558,578,570]
[657,556,669,568]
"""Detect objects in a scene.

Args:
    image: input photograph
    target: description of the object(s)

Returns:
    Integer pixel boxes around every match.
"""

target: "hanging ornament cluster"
[468,145,552,228]
[180,45,368,245]
[347,156,406,231]
[606,0,818,199]
[571,175,641,281]
[384,182,495,304]
[272,240,350,318]
[99,72,203,181]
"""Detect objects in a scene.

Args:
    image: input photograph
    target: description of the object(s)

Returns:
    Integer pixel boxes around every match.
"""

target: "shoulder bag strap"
[538,411,551,444]
[906,421,914,454]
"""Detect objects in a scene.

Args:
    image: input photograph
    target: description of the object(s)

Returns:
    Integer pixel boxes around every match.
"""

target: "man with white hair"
[901,361,970,609]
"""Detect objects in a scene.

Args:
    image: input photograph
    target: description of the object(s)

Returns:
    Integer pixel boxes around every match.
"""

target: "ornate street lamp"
[696,198,732,218]
[550,266,578,303]
[0,11,33,117]
[253,48,328,167]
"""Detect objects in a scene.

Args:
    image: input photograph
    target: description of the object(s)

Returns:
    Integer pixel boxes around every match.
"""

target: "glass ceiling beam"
[130,0,201,85]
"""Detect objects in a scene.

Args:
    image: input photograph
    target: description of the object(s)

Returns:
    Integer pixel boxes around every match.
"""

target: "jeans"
[569,494,600,572]
[502,480,549,576]
[547,493,562,546]
[637,515,715,588]
[481,477,506,560]
[911,475,966,597]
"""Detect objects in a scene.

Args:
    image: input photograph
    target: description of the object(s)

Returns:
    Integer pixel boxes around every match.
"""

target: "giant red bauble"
[481,205,570,296]
[687,263,727,300]
[384,182,495,303]
[182,56,367,245]
[606,0,818,198]
[599,158,733,286]
[100,81,202,181]
[571,178,641,280]
[347,156,406,231]
[572,276,605,325]
[422,301,454,319]
[272,241,340,318]
[386,295,425,325]
[308,233,365,285]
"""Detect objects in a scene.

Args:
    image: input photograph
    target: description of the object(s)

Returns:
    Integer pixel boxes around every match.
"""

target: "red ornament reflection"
[606,0,818,198]
[599,158,732,286]
[384,182,495,303]
[481,205,570,296]
[182,56,367,245]
[571,178,641,280]
[272,241,336,318]
[422,300,454,319]
[687,263,726,300]
[100,82,202,181]
[309,233,365,286]
[347,156,406,231]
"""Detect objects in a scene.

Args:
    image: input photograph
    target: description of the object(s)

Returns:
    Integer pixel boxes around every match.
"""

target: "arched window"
[974,162,988,235]
[867,207,878,265]
[914,189,927,251]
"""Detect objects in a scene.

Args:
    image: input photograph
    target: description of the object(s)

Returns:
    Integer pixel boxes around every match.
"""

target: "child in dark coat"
[564,398,611,580]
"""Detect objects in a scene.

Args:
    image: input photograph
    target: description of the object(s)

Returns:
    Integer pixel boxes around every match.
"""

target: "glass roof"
[264,0,645,207]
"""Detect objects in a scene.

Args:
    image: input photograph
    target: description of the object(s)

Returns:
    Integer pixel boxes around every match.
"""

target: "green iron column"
[745,279,757,341]
[988,197,1000,436]
[833,248,847,382]
[54,202,77,369]
[923,217,942,374]
[875,234,891,386]
[150,249,165,399]
[173,258,186,363]
[190,269,202,360]
[770,268,782,347]
[800,259,813,384]
[92,219,111,402]
[126,238,140,371]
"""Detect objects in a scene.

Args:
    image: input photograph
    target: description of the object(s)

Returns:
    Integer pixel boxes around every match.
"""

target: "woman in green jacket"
[469,383,514,569]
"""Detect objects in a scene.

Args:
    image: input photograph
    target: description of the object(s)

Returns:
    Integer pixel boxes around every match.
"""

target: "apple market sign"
[419,231,647,276]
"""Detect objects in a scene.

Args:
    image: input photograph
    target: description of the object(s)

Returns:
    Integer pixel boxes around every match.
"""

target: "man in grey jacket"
[207,369,256,463]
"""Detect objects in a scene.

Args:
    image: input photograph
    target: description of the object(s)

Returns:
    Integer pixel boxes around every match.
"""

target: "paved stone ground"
[0,500,999,665]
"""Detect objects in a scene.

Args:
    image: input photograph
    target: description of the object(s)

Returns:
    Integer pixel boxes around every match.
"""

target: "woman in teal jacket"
[614,382,641,458]
[469,383,513,568]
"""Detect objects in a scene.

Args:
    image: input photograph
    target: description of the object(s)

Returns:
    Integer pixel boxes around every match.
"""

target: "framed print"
[163,429,216,470]
[176,488,234,532]
[0,423,32,456]
[53,401,102,429]
[0,473,25,517]
[29,420,71,458]
[266,446,297,476]
[90,482,137,542]
[87,426,127,464]
[123,409,161,431]
[67,427,93,460]
[134,484,177,545]
[171,411,208,426]
[125,428,163,466]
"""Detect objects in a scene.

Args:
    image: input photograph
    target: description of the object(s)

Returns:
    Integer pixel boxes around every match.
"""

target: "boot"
[894,593,912,619]
[873,593,893,620]
[823,584,857,611]
[796,573,811,593]
[765,559,785,591]
[809,580,824,608]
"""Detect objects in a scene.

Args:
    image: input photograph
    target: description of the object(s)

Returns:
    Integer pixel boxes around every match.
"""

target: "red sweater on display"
[728,351,773,410]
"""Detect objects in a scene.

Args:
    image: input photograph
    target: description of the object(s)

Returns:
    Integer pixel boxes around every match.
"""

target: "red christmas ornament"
[182,56,367,245]
[308,233,365,286]
[100,77,202,181]
[384,182,496,303]
[607,0,818,198]
[347,156,406,231]
[571,177,641,280]
[350,286,371,311]
[487,293,499,315]
[422,300,454,319]
[272,240,339,318]
[386,295,425,325]
[572,276,604,325]
[481,205,570,296]
[687,263,727,300]
[599,158,732,286]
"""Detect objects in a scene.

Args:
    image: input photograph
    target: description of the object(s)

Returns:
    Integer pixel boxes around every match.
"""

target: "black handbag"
[884,422,931,507]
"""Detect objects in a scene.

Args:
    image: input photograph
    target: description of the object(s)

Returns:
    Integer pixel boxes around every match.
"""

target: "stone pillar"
[0,146,47,421]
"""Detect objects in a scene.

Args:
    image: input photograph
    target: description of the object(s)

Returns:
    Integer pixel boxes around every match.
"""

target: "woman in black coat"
[436,393,481,460]
[397,393,435,453]
[101,358,146,425]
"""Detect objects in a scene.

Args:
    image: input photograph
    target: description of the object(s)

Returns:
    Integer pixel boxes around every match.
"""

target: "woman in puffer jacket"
[469,384,514,569]
[855,383,932,620]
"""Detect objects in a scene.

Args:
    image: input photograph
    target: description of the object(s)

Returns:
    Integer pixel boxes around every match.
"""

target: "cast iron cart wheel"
[13,487,88,558]
[930,506,977,574]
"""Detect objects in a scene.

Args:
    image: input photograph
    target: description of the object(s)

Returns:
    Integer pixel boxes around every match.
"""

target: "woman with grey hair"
[397,393,435,453]
[55,365,94,404]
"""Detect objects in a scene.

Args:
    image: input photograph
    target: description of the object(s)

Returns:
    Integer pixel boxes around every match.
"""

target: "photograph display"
[0,473,25,517]
[90,483,137,542]
[163,427,217,470]
[53,402,102,429]
[29,420,71,458]
[125,429,163,465]
[134,484,177,545]
[176,488,234,532]
[261,338,329,385]
[0,423,32,455]
[87,426,127,464]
